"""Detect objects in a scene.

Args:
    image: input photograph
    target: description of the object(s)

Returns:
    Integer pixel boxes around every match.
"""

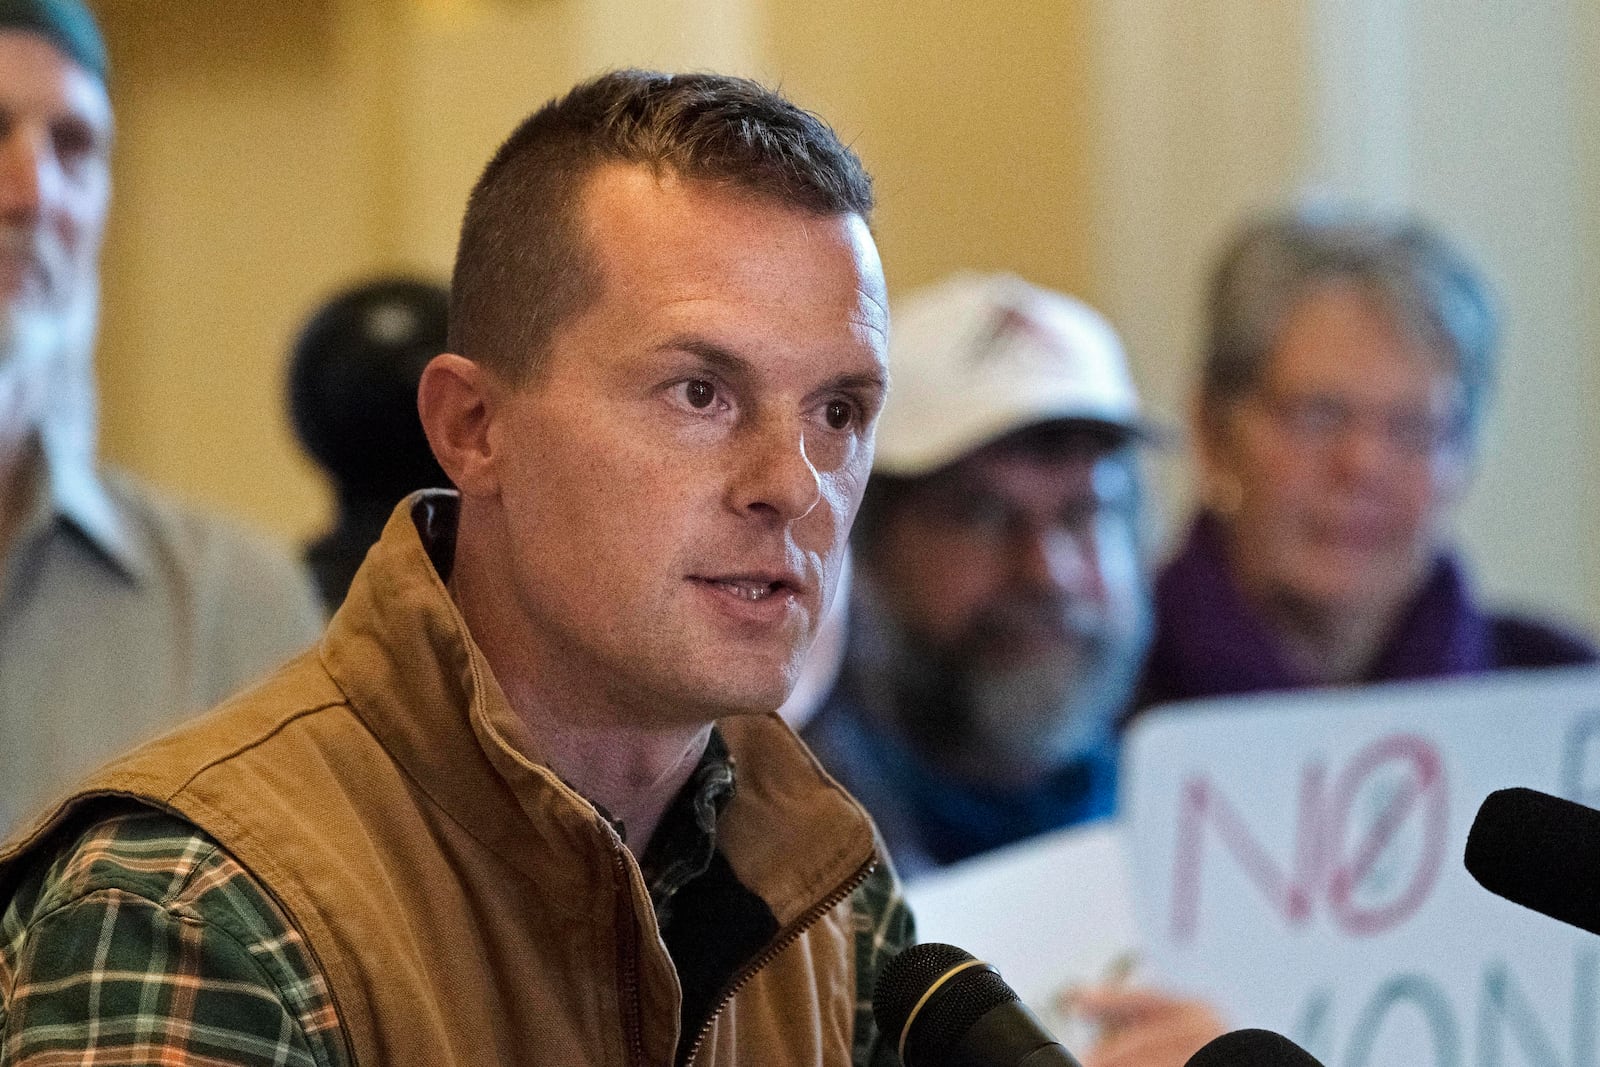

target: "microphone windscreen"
[1185,1028,1325,1066]
[1465,787,1600,936]
[873,942,1017,1055]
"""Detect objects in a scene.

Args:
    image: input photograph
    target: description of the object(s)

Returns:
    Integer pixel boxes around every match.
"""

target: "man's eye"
[823,399,856,430]
[940,497,1010,533]
[1301,399,1346,431]
[51,121,102,173]
[1057,499,1103,533]
[683,379,716,409]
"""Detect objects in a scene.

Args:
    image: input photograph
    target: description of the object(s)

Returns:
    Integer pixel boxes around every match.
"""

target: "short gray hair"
[1201,207,1498,441]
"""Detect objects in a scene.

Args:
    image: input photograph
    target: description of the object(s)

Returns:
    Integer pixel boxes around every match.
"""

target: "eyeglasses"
[1249,389,1467,457]
[911,461,1139,545]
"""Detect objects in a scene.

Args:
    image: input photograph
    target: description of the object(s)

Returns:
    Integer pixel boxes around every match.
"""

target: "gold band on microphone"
[896,958,993,1064]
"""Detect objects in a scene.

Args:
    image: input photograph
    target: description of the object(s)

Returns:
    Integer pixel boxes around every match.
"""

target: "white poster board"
[1123,665,1600,1067]
[904,821,1140,1048]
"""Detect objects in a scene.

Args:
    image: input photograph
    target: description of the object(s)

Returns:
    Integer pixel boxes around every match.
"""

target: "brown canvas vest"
[1,497,880,1066]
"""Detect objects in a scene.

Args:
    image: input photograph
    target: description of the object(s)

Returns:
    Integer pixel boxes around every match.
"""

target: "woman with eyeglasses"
[1132,208,1595,716]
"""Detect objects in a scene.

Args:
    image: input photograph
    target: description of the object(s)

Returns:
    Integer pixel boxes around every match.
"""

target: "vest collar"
[320,491,877,925]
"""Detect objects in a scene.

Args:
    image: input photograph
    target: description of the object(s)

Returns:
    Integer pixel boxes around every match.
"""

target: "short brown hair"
[449,69,876,381]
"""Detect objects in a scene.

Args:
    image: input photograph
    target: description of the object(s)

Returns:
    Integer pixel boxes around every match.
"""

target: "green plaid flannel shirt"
[0,809,349,1066]
[2,801,913,1065]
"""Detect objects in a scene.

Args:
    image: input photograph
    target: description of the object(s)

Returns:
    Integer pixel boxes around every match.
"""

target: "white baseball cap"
[872,272,1145,477]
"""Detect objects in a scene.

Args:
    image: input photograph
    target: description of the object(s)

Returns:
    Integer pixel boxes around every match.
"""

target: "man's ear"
[419,353,499,496]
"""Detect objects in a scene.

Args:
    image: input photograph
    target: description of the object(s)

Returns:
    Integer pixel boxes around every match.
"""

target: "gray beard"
[0,306,59,437]
[959,635,1135,774]
[0,288,99,464]
[848,587,1149,783]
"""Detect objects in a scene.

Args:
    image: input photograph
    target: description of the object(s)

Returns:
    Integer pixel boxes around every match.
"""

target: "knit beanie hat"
[0,0,107,84]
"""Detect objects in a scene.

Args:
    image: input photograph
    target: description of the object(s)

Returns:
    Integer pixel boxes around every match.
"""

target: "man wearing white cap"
[805,273,1225,1067]
[804,271,1151,877]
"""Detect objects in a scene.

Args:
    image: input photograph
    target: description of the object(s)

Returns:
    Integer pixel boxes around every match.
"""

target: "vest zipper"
[681,853,879,1066]
[612,841,649,1067]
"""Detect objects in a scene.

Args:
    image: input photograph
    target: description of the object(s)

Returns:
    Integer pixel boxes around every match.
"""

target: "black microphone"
[1184,1028,1326,1066]
[1465,786,1600,936]
[872,942,1082,1066]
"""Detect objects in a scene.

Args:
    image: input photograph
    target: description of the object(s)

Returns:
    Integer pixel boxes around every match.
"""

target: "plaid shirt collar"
[589,728,737,928]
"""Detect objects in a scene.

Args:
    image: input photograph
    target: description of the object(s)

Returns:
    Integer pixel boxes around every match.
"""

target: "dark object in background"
[290,277,451,612]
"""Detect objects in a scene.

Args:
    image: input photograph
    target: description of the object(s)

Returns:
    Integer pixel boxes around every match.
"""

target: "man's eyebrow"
[828,370,889,396]
[655,337,889,395]
[657,337,752,377]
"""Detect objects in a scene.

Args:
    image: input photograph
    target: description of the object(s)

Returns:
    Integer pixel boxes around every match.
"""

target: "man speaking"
[0,70,910,1065]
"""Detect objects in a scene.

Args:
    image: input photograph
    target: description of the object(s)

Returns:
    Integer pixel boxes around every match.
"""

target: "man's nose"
[1328,419,1399,483]
[730,416,824,524]
[0,127,49,222]
[1012,522,1104,601]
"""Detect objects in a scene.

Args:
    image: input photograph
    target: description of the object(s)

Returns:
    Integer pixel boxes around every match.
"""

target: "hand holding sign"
[1067,984,1226,1067]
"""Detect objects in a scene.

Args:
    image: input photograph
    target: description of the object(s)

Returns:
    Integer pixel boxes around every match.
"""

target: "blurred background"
[86,0,1600,631]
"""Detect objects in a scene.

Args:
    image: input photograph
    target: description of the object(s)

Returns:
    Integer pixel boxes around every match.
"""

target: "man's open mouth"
[706,578,786,601]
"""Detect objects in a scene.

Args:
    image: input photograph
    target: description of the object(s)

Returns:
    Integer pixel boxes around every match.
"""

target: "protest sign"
[1123,666,1600,1067]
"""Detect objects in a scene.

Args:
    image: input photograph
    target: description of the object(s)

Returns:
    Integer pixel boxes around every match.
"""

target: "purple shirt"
[1130,512,1597,721]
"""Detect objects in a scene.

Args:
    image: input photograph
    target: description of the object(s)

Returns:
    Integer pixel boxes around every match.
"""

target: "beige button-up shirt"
[0,449,322,832]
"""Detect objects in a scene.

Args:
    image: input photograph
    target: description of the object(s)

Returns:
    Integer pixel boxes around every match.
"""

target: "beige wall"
[1083,0,1311,539]
[765,0,1095,301]
[91,0,1099,547]
[94,0,355,540]
[92,0,581,542]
